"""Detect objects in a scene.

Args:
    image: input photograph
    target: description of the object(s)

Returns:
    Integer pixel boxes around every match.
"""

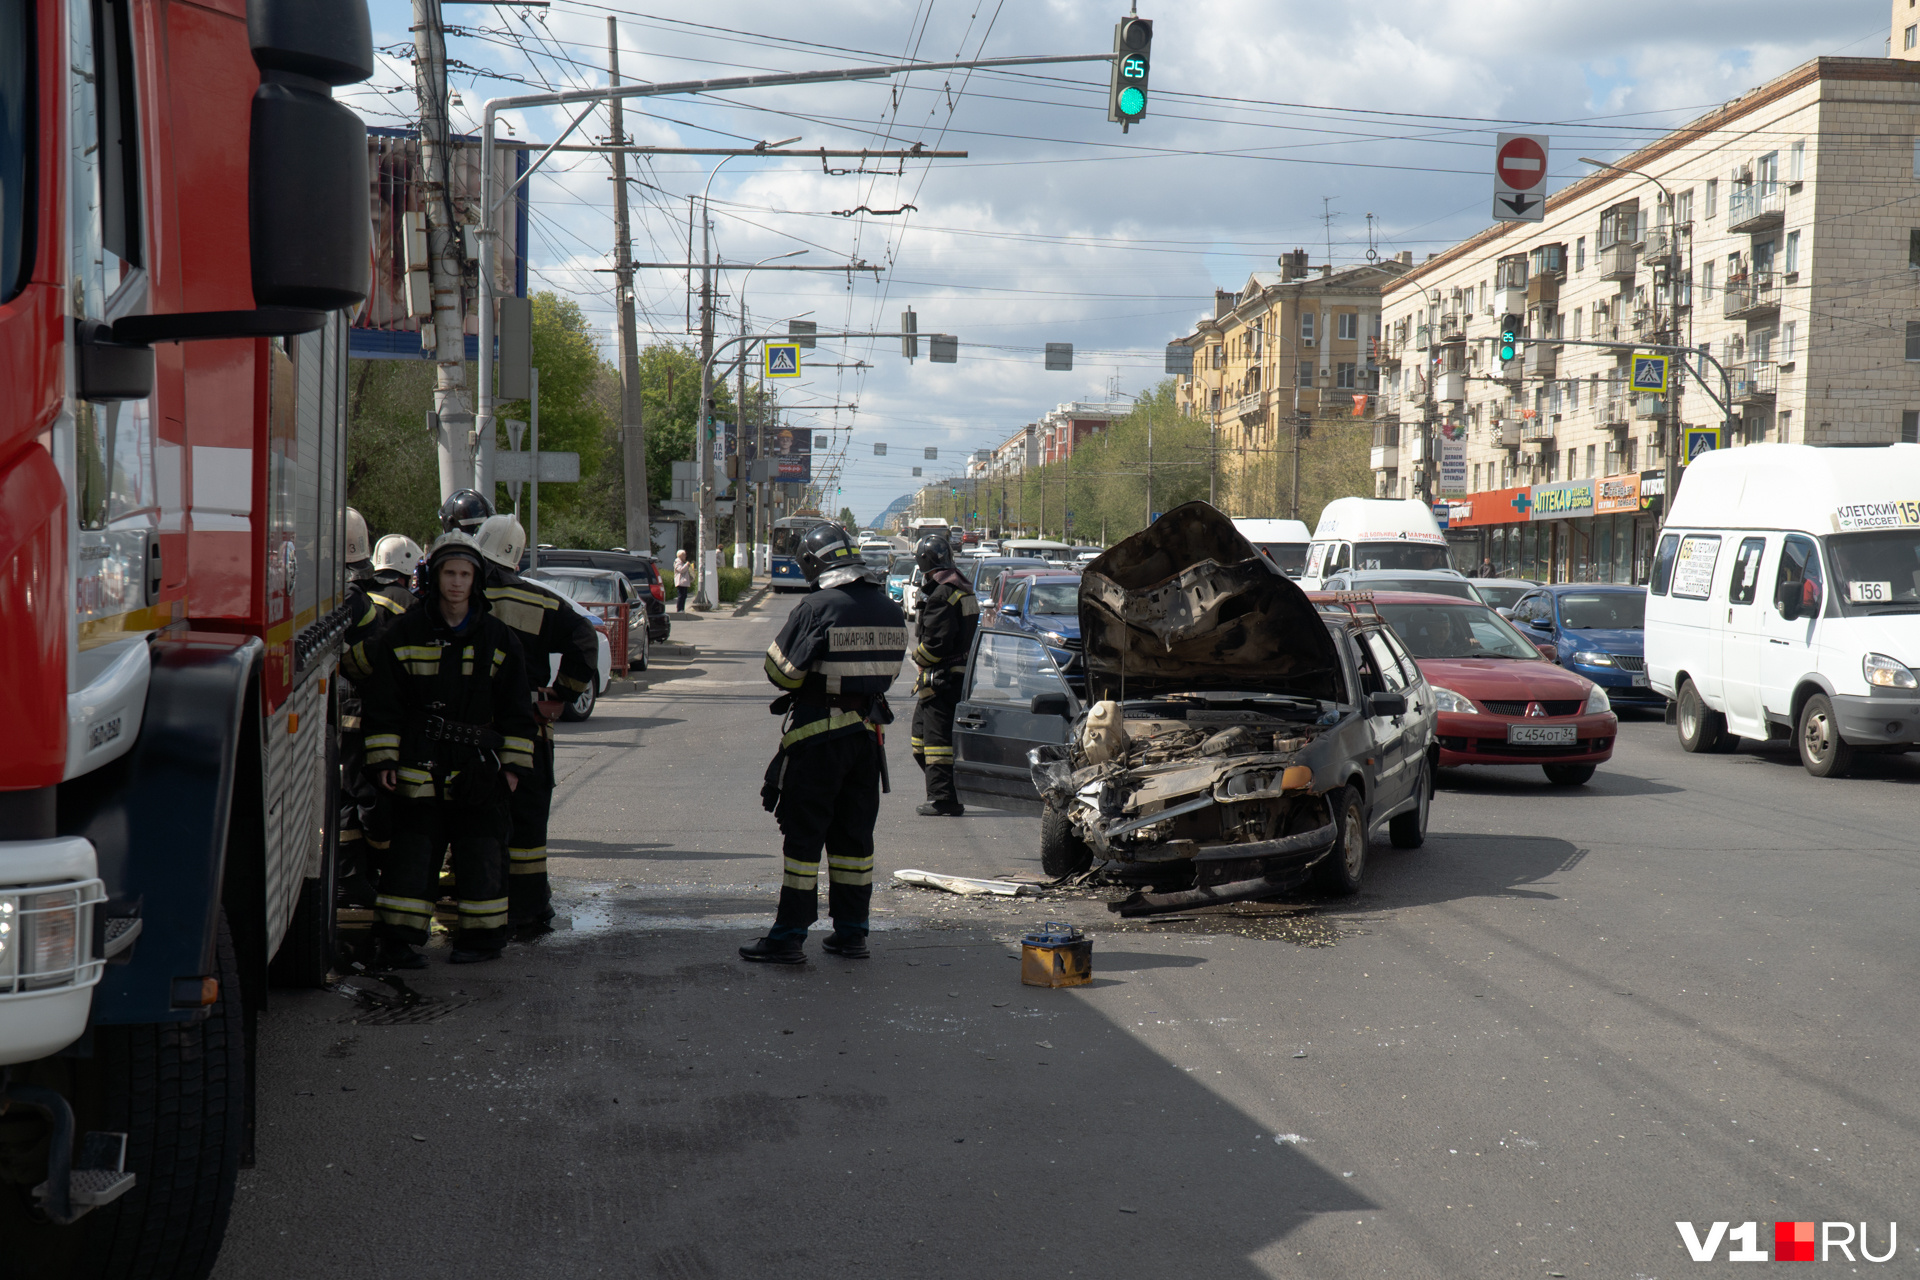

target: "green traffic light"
[1119,86,1145,116]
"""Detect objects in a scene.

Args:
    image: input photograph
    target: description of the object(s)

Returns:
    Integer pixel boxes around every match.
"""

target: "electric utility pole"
[412,0,472,501]
[607,18,650,552]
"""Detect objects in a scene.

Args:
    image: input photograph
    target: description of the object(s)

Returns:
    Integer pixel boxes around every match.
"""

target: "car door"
[1004,578,1033,636]
[952,631,1077,812]
[1718,535,1771,736]
[1514,593,1553,657]
[1355,627,1416,812]
[1758,534,1825,723]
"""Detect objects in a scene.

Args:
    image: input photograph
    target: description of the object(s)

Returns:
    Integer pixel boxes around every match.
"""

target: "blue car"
[999,573,1083,669]
[1511,584,1663,707]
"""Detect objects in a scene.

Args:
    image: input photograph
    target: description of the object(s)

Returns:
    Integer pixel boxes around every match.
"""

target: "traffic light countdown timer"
[1499,313,1523,364]
[1108,16,1152,130]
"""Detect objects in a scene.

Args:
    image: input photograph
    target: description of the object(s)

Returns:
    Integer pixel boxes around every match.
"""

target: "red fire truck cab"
[0,0,371,1270]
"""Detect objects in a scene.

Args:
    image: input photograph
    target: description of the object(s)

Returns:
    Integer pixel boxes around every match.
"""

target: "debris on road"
[1020,922,1093,988]
[893,868,1038,897]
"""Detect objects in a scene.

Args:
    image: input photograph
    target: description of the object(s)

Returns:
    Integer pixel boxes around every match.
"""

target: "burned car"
[952,502,1437,916]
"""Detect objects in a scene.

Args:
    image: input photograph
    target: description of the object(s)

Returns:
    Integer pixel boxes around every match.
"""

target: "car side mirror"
[1496,607,1514,620]
[1365,692,1407,718]
[1527,617,1552,631]
[1775,578,1802,620]
[1029,692,1070,717]
[1534,642,1557,661]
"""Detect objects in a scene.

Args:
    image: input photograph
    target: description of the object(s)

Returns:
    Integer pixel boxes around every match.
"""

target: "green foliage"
[345,359,442,545]
[836,506,861,531]
[716,566,753,602]
[493,292,619,547]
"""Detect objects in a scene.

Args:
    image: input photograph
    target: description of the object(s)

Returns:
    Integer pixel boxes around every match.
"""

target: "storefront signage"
[1438,439,1468,496]
[1594,472,1641,515]
[1529,479,1595,522]
[1449,486,1529,527]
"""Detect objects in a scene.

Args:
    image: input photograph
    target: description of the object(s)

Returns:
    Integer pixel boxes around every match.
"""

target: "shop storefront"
[1444,473,1663,584]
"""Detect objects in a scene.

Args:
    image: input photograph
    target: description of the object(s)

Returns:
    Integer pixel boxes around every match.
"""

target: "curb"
[731,586,771,617]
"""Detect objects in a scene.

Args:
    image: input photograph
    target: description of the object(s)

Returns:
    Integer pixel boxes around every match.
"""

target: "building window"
[1790,140,1805,180]
[1569,377,1580,410]
[1676,189,1693,225]
[1783,229,1799,275]
[1209,390,1221,412]
[1586,444,1597,478]
[1336,362,1357,389]
[1907,321,1920,361]
[1908,24,1918,50]
[1702,260,1715,299]
[1573,237,1585,272]
[1778,411,1791,444]
[1297,359,1314,386]
[1338,312,1357,341]
[1706,178,1718,218]
[1301,312,1316,341]
[1782,320,1797,363]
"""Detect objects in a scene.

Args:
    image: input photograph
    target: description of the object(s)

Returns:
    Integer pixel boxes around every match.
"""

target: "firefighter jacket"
[360,599,538,801]
[340,574,416,686]
[483,567,601,710]
[911,568,978,699]
[763,578,908,750]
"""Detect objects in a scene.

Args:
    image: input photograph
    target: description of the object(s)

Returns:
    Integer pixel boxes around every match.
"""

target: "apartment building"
[1174,252,1412,515]
[1376,55,1920,584]
[1037,402,1130,464]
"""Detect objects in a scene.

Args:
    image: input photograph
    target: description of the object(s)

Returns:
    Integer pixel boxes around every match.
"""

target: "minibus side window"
[1649,534,1680,595]
[1728,537,1767,605]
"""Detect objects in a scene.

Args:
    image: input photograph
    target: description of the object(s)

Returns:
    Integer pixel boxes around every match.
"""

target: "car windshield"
[1353,541,1451,572]
[532,573,619,603]
[1556,591,1644,630]
[1358,576,1477,601]
[860,550,892,567]
[972,559,1045,593]
[1256,542,1308,574]
[1377,602,1541,660]
[1474,584,1532,611]
[1028,582,1081,614]
[1825,531,1920,611]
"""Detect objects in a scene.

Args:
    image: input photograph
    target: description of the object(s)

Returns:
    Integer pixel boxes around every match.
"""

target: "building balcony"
[1631,307,1661,339]
[1524,344,1556,377]
[1371,444,1398,471]
[1732,362,1778,402]
[1521,417,1556,443]
[1598,242,1638,282]
[1636,394,1667,420]
[1493,419,1524,448]
[1642,225,1678,265]
[1526,274,1559,307]
[1728,185,1785,234]
[1723,273,1779,320]
[1439,314,1466,342]
[1601,396,1630,429]
[1229,389,1269,424]
[1434,371,1466,402]
[1494,286,1526,318]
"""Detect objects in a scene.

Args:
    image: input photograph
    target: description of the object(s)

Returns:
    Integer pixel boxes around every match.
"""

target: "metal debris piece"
[893,869,1037,897]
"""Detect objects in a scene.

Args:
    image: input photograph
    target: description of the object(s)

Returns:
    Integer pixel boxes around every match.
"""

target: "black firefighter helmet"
[798,522,861,585]
[438,488,494,535]
[914,534,954,574]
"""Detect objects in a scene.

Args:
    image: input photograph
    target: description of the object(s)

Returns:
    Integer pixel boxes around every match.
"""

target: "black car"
[950,503,1438,916]
[520,548,670,644]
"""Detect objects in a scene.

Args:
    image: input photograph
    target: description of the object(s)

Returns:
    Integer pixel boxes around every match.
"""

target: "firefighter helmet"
[372,534,423,578]
[345,508,372,566]
[473,514,528,570]
[424,530,487,586]
[438,488,494,534]
[914,534,954,574]
[798,522,860,585]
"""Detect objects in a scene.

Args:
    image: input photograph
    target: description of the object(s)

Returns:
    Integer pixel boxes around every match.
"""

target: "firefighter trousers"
[378,793,511,950]
[506,736,557,924]
[911,689,960,808]
[770,729,881,941]
[337,731,392,908]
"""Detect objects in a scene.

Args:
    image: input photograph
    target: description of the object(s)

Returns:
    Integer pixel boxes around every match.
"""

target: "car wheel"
[560,681,596,722]
[1039,801,1093,878]
[1542,763,1597,786]
[1675,678,1732,754]
[1797,693,1854,778]
[1388,761,1430,849]
[631,626,648,671]
[1314,785,1367,895]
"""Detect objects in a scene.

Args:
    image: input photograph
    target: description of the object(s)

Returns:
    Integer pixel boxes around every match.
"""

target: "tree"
[837,506,861,531]
[346,358,443,546]
[493,292,616,548]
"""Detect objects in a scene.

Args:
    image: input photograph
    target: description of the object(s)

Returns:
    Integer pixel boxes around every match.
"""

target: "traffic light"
[1108,16,1152,131]
[1498,313,1523,364]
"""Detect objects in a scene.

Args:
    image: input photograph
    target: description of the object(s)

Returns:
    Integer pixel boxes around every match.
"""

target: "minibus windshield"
[1826,531,1920,613]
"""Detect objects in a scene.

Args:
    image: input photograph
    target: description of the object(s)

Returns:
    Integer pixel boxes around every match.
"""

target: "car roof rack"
[1312,591,1381,622]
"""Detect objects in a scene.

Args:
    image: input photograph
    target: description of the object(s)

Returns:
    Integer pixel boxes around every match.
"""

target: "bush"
[717,566,753,602]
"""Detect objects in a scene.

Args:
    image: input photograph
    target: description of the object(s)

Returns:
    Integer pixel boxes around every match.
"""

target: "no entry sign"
[1492,131,1549,223]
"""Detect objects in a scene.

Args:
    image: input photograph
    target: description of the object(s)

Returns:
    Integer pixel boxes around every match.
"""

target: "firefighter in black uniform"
[741,523,908,964]
[472,513,601,930]
[439,488,494,536]
[336,525,420,907]
[909,534,978,816]
[361,532,538,968]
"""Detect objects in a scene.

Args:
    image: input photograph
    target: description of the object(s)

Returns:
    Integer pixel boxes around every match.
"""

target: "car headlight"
[1570,650,1615,666]
[1042,630,1068,646]
[1429,685,1478,714]
[1585,683,1612,714]
[1864,652,1918,689]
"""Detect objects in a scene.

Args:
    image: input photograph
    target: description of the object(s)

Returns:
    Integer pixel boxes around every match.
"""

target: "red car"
[1316,591,1618,785]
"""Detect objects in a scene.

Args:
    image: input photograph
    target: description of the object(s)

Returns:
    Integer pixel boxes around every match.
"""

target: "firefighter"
[335,513,413,908]
[742,522,907,964]
[361,532,538,967]
[472,513,601,931]
[908,533,978,817]
[439,488,494,536]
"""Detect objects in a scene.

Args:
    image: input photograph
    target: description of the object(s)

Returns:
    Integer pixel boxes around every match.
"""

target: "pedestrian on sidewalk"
[673,549,693,612]
[908,534,978,817]
[1475,556,1496,578]
[742,522,907,964]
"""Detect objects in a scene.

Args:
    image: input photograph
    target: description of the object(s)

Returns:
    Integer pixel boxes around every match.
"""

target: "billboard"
[746,423,812,484]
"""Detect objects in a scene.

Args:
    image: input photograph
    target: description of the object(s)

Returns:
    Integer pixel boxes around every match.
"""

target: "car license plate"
[1631,672,1649,687]
[1507,724,1577,745]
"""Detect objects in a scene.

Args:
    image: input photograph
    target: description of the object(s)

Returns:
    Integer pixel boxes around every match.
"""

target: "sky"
[352,0,1888,525]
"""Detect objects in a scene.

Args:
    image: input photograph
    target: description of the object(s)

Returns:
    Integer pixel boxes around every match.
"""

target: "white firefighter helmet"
[345,508,371,565]
[372,533,423,578]
[473,513,528,570]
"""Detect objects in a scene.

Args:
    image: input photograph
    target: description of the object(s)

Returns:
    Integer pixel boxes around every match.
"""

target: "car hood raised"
[1417,657,1592,702]
[1079,502,1342,702]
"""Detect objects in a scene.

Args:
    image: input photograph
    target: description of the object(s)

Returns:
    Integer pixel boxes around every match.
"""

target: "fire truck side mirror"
[246,0,374,312]
[75,320,155,404]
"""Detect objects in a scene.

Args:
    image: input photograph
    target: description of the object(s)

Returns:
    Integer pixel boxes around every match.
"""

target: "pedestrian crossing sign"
[765,342,801,378]
[1683,426,1720,465]
[1631,353,1668,393]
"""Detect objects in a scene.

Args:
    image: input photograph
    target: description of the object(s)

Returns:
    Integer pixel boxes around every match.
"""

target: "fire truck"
[0,0,371,1272]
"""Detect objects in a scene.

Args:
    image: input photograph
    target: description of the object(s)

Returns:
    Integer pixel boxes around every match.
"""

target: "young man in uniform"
[336,521,420,909]
[361,533,538,967]
[743,523,907,964]
[472,513,602,930]
[909,534,978,817]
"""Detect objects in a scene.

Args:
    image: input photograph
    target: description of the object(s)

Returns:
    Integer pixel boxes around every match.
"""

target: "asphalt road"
[215,593,1920,1278]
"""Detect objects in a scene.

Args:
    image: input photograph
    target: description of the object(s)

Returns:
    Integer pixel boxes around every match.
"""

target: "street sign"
[1165,344,1193,375]
[494,450,580,483]
[873,443,887,456]
[1432,500,1451,530]
[1045,343,1073,371]
[912,466,922,477]
[925,447,938,460]
[1631,353,1669,393]
[1492,132,1549,222]
[1684,427,1720,465]
[765,342,801,378]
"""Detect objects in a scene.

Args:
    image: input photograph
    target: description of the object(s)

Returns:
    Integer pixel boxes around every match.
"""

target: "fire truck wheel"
[0,911,245,1280]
